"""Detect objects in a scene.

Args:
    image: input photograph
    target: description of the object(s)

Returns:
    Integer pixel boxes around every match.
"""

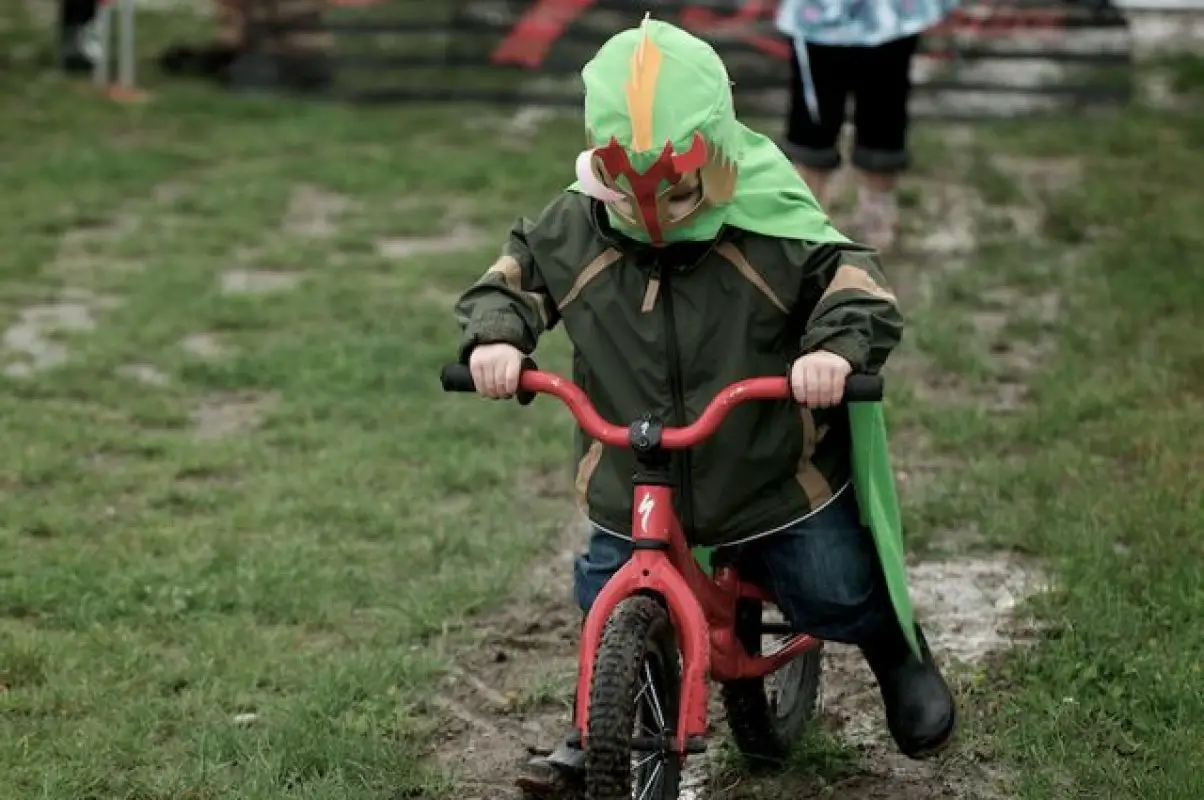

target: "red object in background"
[490,0,790,66]
[488,0,1080,69]
[492,0,600,67]
[935,6,1071,34]
[677,0,791,61]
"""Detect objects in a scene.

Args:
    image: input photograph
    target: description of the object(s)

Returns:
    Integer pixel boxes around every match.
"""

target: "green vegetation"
[1,6,1201,799]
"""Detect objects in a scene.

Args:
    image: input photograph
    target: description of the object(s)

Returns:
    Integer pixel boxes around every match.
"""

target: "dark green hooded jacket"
[454,194,903,546]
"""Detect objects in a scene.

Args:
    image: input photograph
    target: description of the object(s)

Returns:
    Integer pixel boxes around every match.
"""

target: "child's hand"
[468,343,525,399]
[790,351,853,408]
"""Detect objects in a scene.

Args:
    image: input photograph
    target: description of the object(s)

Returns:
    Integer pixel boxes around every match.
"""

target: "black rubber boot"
[515,729,586,797]
[860,623,957,759]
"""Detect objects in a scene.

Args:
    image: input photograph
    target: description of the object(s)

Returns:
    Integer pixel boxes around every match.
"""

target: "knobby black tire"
[720,599,822,769]
[584,595,682,800]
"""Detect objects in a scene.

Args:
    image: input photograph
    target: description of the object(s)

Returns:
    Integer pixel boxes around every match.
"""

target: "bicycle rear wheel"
[721,599,821,768]
[584,595,682,800]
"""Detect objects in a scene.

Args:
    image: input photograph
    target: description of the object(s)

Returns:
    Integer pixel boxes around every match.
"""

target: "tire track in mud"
[428,130,1075,799]
[427,518,583,799]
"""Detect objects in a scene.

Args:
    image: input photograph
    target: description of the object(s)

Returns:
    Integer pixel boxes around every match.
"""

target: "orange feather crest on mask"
[623,14,662,153]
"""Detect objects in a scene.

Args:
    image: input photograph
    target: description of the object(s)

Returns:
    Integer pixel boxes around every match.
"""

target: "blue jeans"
[573,488,896,645]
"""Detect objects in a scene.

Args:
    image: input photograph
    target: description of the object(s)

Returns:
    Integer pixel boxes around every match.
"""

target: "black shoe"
[860,624,957,759]
[515,732,585,797]
[60,24,99,74]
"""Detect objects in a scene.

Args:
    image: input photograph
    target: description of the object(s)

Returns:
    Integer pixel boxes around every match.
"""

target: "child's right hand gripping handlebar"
[439,363,883,450]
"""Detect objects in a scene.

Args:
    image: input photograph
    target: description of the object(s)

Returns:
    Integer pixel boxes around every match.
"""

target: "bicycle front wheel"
[584,595,682,800]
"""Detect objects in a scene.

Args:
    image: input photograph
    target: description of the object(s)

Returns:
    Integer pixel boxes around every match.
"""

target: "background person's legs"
[58,0,99,73]
[782,41,851,208]
[849,34,922,251]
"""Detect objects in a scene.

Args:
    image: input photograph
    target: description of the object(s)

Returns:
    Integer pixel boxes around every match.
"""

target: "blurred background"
[2,2,1203,800]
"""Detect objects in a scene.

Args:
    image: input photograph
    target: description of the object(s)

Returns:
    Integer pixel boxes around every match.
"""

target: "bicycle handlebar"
[440,363,883,450]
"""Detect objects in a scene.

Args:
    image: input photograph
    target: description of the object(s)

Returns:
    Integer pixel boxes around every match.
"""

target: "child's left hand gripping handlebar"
[440,360,540,405]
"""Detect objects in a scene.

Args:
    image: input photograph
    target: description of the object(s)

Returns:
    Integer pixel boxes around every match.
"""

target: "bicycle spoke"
[632,751,659,770]
[634,676,650,710]
[631,658,670,800]
[635,760,664,800]
[643,662,666,728]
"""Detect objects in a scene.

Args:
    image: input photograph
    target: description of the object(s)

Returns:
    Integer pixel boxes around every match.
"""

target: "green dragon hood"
[568,17,847,246]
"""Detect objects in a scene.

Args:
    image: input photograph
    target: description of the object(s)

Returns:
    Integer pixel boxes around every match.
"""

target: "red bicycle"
[440,363,884,800]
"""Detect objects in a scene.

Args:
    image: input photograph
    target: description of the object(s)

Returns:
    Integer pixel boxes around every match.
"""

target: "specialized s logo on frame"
[638,494,655,532]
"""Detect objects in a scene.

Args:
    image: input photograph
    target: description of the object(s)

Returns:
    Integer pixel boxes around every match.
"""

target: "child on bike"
[453,17,955,795]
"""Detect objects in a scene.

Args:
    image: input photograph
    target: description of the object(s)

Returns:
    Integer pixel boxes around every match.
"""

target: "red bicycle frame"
[509,371,822,756]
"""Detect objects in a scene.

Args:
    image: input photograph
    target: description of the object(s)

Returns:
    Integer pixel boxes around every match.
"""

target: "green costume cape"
[568,18,918,653]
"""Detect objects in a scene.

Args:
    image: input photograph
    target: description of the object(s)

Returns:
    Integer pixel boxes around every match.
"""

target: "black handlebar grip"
[844,374,885,403]
[515,356,538,406]
[440,363,476,392]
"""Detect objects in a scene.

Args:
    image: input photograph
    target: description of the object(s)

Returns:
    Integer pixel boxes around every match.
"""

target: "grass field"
[1,6,1202,800]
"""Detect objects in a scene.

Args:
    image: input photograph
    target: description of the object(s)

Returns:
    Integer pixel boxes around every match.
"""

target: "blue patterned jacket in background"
[776,0,962,121]
[775,0,962,47]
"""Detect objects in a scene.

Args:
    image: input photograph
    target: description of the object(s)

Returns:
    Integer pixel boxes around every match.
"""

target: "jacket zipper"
[655,260,696,536]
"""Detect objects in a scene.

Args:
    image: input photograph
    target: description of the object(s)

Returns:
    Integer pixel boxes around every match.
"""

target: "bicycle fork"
[573,484,711,757]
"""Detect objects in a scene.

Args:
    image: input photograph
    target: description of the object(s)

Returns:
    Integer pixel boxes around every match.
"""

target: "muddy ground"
[427,524,1045,800]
